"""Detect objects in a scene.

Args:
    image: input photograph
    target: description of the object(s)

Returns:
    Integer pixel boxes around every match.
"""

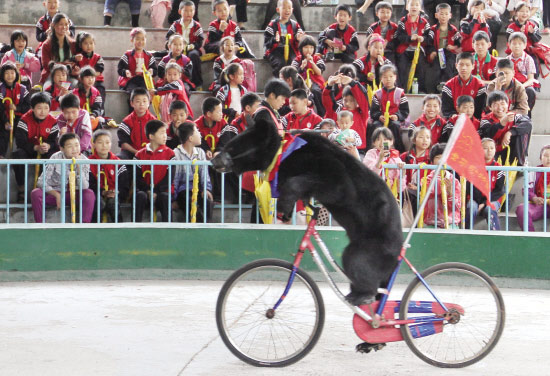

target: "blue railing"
[0,159,548,232]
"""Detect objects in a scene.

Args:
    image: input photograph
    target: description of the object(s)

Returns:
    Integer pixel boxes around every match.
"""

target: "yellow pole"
[440,168,449,229]
[2,98,14,154]
[383,101,391,127]
[190,159,199,223]
[284,34,292,63]
[34,137,43,189]
[99,170,109,223]
[418,164,428,228]
[407,40,421,93]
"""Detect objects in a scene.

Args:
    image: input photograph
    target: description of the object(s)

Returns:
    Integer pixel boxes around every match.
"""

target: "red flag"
[441,115,496,209]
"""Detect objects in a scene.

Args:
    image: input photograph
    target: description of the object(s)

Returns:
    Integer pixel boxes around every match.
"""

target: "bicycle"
[215,152,506,369]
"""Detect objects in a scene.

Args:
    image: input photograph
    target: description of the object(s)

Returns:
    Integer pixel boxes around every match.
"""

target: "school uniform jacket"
[401,148,430,184]
[441,114,481,141]
[460,16,490,53]
[15,110,59,155]
[210,55,241,91]
[73,86,103,117]
[395,14,431,55]
[216,84,247,121]
[43,83,66,112]
[195,114,227,152]
[370,87,409,123]
[74,52,105,82]
[117,49,158,88]
[474,53,498,81]
[366,20,398,53]
[0,83,30,118]
[505,19,542,54]
[317,23,359,60]
[117,110,157,151]
[411,114,446,145]
[353,54,393,88]
[441,75,486,118]
[291,55,326,88]
[158,53,194,88]
[282,109,323,131]
[264,17,303,58]
[89,151,129,196]
[205,19,245,49]
[426,24,461,57]
[166,19,204,49]
[467,160,505,204]
[156,79,194,119]
[135,143,175,193]
[478,112,532,153]
[217,112,250,150]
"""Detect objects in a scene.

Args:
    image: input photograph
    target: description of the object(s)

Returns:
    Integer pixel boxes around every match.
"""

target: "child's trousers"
[135,190,170,222]
[516,202,550,231]
[31,188,96,223]
[397,49,427,93]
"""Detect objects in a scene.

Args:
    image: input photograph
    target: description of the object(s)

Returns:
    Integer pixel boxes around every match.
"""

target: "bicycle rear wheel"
[399,262,505,368]
[216,258,325,367]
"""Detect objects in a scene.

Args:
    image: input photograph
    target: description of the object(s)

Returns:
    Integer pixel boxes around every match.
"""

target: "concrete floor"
[0,280,548,376]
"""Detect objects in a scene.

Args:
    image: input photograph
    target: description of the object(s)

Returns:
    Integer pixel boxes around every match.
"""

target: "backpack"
[530,42,550,79]
[240,59,257,92]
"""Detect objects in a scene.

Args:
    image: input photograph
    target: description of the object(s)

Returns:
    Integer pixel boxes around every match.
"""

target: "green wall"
[1,225,549,280]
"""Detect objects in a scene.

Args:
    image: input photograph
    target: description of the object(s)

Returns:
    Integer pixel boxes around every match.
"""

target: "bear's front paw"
[345,291,375,306]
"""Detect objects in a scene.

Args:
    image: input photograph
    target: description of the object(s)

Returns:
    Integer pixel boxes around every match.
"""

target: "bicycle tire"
[216,258,325,367]
[399,262,505,368]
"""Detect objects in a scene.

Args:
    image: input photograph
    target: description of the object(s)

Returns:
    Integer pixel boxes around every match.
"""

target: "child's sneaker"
[325,51,334,61]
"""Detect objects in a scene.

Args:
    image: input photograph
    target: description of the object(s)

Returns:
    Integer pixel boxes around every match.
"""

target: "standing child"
[117,28,158,96]
[363,127,405,193]
[486,58,530,116]
[264,0,305,77]
[291,36,325,116]
[317,5,359,63]
[43,64,71,112]
[166,100,190,150]
[165,1,204,89]
[1,30,40,89]
[36,0,75,44]
[465,138,505,230]
[506,2,542,56]
[401,126,431,215]
[31,133,94,223]
[426,3,460,94]
[441,95,480,141]
[369,64,409,153]
[395,0,431,94]
[365,1,398,65]
[195,97,227,158]
[282,88,322,131]
[56,93,93,155]
[12,92,59,202]
[72,66,104,123]
[460,0,491,53]
[410,94,446,145]
[507,32,538,113]
[479,90,532,166]
[441,52,486,119]
[152,62,194,123]
[215,62,248,125]
[134,120,175,222]
[174,122,214,223]
[0,63,31,134]
[158,34,195,95]
[73,32,106,101]
[353,34,393,91]
[88,130,129,223]
[472,31,497,84]
[204,0,254,58]
[117,88,157,160]
[210,36,241,93]
[516,145,550,231]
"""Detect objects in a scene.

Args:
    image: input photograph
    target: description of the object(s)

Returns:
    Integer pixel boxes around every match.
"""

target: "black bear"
[211,119,403,306]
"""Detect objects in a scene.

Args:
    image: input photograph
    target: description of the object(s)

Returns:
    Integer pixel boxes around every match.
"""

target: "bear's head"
[211,119,281,175]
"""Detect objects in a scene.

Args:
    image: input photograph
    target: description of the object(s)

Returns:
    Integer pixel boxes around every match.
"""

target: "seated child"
[88,130,129,223]
[31,133,94,223]
[166,100,190,150]
[460,0,491,53]
[291,36,325,116]
[152,62,194,123]
[165,0,204,89]
[217,92,261,150]
[401,126,431,215]
[423,143,461,228]
[134,120,175,222]
[507,0,543,28]
[369,64,409,153]
[254,78,292,136]
[317,5,359,63]
[506,1,542,56]
[72,66,104,122]
[316,118,336,137]
[0,30,40,88]
[441,52,486,119]
[278,66,311,117]
[117,88,157,160]
[507,32,538,113]
[516,145,550,231]
[363,127,405,194]
[426,3,460,93]
[174,121,213,222]
[215,62,247,125]
[204,0,254,58]
[73,32,106,101]
[441,95,480,141]
[264,0,305,76]
[329,110,362,158]
[479,90,532,166]
[353,34,393,91]
[465,138,505,230]
[56,93,92,155]
[210,36,241,93]
[0,62,31,130]
[410,94,446,145]
[44,64,72,112]
[472,31,497,84]
[323,74,369,154]
[36,0,75,44]
[395,0,430,94]
[158,34,194,95]
[365,1,398,64]
[117,28,158,95]
[195,97,227,158]
[282,88,322,131]
[486,58,530,116]
[13,92,59,201]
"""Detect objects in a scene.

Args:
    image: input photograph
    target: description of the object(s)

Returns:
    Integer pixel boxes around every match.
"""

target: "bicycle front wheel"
[216,259,325,367]
[399,262,505,368]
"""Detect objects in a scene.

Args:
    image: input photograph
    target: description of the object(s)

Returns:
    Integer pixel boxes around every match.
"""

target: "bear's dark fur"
[212,119,403,305]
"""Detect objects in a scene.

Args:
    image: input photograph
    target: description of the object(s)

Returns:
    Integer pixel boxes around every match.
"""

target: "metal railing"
[0,159,548,232]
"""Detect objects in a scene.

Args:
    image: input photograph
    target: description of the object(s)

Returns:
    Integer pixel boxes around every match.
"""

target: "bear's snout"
[211,152,233,173]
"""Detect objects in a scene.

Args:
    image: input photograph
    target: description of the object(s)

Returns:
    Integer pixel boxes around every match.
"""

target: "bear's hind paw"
[345,292,375,306]
[356,342,386,354]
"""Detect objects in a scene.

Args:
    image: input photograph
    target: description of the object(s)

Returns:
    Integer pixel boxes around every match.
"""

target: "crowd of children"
[0,0,549,230]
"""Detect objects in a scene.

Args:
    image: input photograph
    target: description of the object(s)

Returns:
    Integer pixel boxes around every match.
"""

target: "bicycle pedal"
[355,342,386,354]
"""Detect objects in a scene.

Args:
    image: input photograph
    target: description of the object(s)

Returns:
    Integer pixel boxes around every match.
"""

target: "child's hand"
[533,196,545,205]
[203,190,214,201]
[477,203,486,214]
[125,70,132,78]
[390,114,398,121]
[408,182,417,190]
[327,75,339,86]
[397,161,405,169]
[325,40,335,48]
[502,131,512,147]
[417,36,424,43]
[220,20,228,32]
[296,30,305,40]
[72,65,81,75]
[4,122,10,130]
[478,14,486,23]
[188,44,195,50]
[528,25,534,33]
[301,59,308,69]
[75,54,83,62]
[15,62,24,70]
[41,143,50,153]
[339,74,352,85]
[60,86,69,96]
[379,115,385,122]
[60,126,67,136]
[51,191,62,209]
[447,45,458,52]
[104,190,116,199]
[430,51,437,61]
[377,56,385,65]
[148,88,156,97]
[206,150,213,159]
[9,103,16,111]
[148,68,153,75]
[275,31,280,42]
[169,58,177,64]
